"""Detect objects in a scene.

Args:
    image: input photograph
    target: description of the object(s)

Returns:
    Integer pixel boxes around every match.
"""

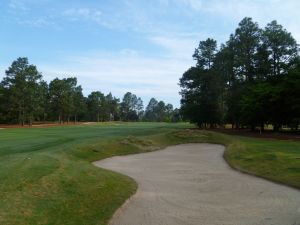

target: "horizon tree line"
[0,57,181,125]
[180,17,300,131]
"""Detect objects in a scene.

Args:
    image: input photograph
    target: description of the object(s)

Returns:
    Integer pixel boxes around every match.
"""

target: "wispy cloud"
[39,49,190,106]
[8,0,28,11]
[150,35,198,59]
[62,8,102,22]
[17,17,54,28]
[174,0,203,10]
[61,7,129,30]
[2,0,300,107]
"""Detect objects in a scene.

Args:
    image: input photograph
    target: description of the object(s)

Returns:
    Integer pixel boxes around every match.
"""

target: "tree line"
[0,57,181,125]
[180,17,300,131]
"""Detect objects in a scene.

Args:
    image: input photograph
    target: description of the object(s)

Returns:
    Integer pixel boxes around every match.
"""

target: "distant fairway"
[0,123,299,225]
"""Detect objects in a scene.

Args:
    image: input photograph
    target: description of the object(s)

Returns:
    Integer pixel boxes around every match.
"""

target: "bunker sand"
[94,144,300,225]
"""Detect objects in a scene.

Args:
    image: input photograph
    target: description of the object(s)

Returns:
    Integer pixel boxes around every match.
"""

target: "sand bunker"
[94,144,300,225]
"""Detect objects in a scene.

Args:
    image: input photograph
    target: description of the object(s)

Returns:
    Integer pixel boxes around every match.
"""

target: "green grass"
[224,135,300,188]
[0,122,193,225]
[173,129,300,189]
[0,123,299,225]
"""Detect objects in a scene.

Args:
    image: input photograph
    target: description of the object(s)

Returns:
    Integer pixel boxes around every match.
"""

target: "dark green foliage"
[1,58,45,125]
[87,91,106,122]
[73,85,86,122]
[103,93,120,121]
[240,82,272,129]
[193,38,217,69]
[263,20,298,77]
[0,84,8,123]
[180,37,222,127]
[87,91,121,122]
[144,98,176,122]
[144,98,158,121]
[0,59,181,124]
[48,77,79,123]
[180,17,299,130]
[180,67,222,127]
[233,17,261,81]
[120,92,141,121]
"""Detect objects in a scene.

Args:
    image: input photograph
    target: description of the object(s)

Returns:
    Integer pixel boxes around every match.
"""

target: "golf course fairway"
[0,122,299,224]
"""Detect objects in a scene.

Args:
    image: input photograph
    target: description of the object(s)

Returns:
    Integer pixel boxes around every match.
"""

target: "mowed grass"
[225,135,300,188]
[0,122,193,225]
[0,123,299,225]
[174,129,300,189]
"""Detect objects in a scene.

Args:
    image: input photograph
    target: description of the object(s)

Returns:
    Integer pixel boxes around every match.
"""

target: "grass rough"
[0,123,299,225]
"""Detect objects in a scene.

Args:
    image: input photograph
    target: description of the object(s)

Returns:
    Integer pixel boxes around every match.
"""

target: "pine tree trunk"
[29,117,32,127]
[19,109,22,126]
[235,121,239,129]
[273,124,280,132]
[260,123,264,133]
[21,109,25,126]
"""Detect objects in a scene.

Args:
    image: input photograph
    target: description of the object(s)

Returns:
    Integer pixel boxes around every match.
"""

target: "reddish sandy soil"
[210,128,300,141]
[0,122,97,129]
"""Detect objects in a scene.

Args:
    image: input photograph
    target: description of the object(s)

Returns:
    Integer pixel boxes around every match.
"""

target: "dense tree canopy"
[144,98,178,122]
[180,17,300,131]
[0,58,180,125]
[193,38,217,69]
[120,92,142,121]
[180,66,222,127]
[87,91,105,122]
[1,57,44,125]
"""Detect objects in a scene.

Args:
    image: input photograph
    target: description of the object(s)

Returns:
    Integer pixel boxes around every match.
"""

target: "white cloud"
[157,0,300,43]
[8,0,28,11]
[8,0,50,12]
[62,7,110,27]
[63,8,98,18]
[178,0,203,10]
[159,0,203,10]
[38,50,191,107]
[198,0,300,34]
[3,0,300,107]
[17,17,54,28]
[150,35,198,59]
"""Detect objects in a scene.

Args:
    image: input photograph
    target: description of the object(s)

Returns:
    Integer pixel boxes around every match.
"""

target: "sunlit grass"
[0,123,299,225]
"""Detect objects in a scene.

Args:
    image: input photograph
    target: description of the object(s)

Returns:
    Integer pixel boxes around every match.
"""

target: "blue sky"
[0,0,299,107]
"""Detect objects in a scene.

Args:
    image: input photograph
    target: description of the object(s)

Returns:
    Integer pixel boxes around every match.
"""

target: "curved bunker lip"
[94,143,300,225]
